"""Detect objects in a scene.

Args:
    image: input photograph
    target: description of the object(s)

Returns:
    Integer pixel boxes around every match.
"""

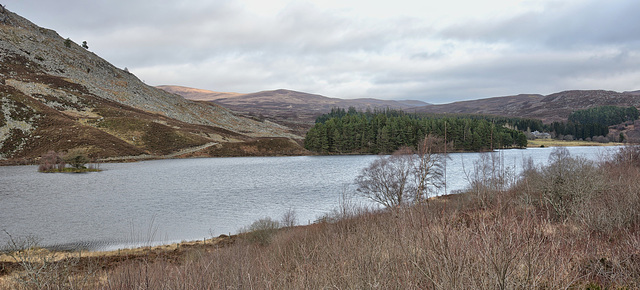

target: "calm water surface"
[0,146,617,250]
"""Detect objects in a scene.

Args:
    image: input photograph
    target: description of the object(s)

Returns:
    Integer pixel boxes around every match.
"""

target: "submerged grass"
[3,146,640,289]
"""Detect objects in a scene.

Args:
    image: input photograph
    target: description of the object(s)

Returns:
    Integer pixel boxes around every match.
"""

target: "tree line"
[304,108,528,154]
[545,106,638,141]
[568,105,639,127]
[546,121,610,141]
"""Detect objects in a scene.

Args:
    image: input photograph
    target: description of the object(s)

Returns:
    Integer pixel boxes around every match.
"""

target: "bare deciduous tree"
[356,147,414,208]
[280,208,297,228]
[463,152,515,208]
[38,150,64,172]
[413,135,447,203]
[356,135,448,208]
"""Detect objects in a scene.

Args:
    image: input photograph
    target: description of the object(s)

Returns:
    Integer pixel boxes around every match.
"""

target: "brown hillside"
[155,85,243,101]
[0,8,303,163]
[415,90,640,123]
[158,86,430,134]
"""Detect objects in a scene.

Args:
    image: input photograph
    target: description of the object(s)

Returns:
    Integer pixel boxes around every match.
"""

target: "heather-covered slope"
[415,90,640,123]
[158,85,430,136]
[158,86,429,121]
[0,8,302,162]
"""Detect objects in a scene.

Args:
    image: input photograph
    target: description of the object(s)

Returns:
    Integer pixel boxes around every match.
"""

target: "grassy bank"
[527,138,623,147]
[2,147,640,289]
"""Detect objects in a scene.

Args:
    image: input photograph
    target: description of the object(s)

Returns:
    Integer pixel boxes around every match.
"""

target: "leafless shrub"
[240,217,280,246]
[1,231,86,289]
[579,148,640,234]
[355,148,415,208]
[462,152,517,209]
[518,147,606,222]
[281,208,298,228]
[413,135,447,203]
[514,146,640,236]
[37,150,64,172]
[79,192,638,288]
[356,135,447,208]
[607,145,640,167]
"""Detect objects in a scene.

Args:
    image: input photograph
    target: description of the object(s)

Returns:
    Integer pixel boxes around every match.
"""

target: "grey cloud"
[88,1,408,68]
[363,46,640,103]
[441,0,640,49]
[8,0,640,103]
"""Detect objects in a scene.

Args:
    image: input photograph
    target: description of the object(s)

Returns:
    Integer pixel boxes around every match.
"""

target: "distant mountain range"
[160,85,640,126]
[158,86,430,135]
[157,85,429,119]
[413,90,640,123]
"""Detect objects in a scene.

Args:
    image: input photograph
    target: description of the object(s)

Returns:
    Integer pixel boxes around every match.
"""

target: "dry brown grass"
[207,137,309,157]
[527,139,623,147]
[3,147,640,289]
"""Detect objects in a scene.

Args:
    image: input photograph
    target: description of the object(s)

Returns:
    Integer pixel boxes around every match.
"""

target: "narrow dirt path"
[164,142,218,158]
[98,142,218,162]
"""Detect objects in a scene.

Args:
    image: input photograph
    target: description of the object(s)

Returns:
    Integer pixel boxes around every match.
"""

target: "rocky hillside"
[414,90,640,123]
[0,8,303,163]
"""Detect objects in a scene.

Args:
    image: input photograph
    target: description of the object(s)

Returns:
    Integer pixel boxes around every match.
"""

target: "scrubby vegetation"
[4,146,640,288]
[207,138,308,157]
[140,122,210,156]
[37,149,99,172]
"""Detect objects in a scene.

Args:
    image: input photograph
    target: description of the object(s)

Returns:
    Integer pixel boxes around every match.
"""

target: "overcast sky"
[7,0,640,103]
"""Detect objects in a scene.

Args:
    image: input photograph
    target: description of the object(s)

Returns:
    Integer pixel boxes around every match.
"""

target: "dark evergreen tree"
[305,109,528,154]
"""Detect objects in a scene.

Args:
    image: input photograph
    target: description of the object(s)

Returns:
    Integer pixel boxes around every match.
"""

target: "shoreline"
[526,139,624,147]
[0,141,629,166]
[0,234,238,283]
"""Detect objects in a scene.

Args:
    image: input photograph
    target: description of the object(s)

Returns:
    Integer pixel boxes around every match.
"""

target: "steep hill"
[0,8,304,163]
[414,90,640,123]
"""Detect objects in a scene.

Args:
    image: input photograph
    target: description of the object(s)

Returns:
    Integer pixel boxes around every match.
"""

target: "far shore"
[527,139,624,147]
[0,141,630,167]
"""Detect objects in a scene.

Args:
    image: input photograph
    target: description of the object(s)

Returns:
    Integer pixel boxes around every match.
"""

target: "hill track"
[98,142,218,162]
